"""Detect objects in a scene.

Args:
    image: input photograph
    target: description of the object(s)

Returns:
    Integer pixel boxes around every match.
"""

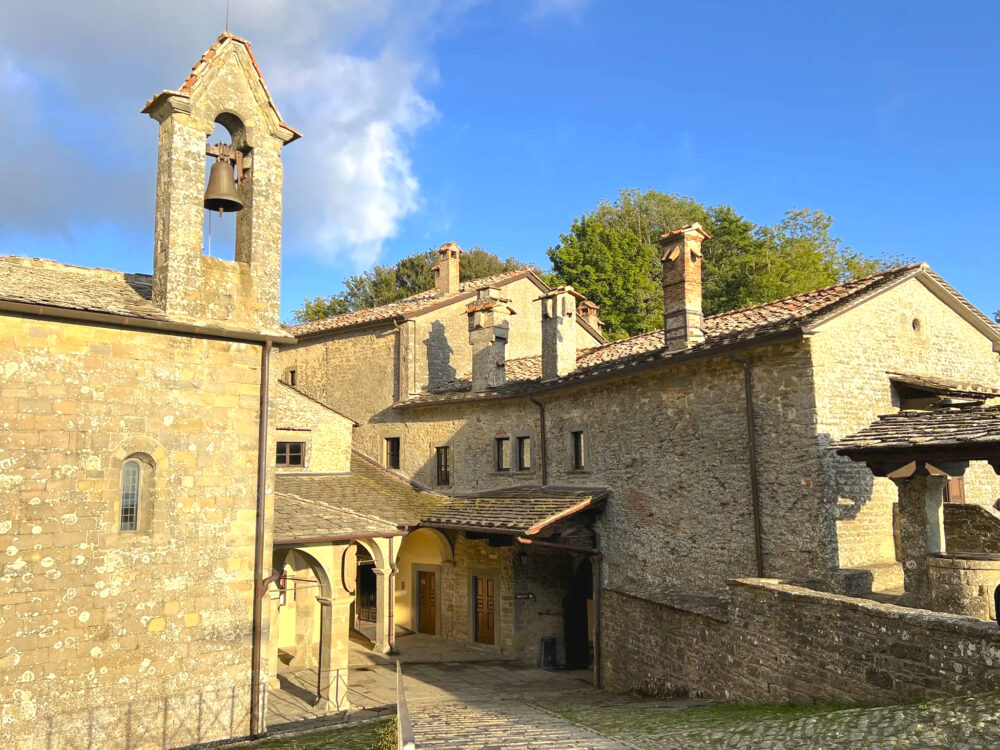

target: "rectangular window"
[385,437,401,470]
[286,368,298,387]
[276,441,305,467]
[516,436,532,471]
[571,430,586,471]
[436,446,451,486]
[495,437,510,472]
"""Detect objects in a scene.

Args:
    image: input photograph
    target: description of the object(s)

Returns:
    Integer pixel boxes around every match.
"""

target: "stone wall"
[602,578,1000,704]
[944,503,1000,554]
[273,383,353,474]
[441,534,516,654]
[928,555,1000,621]
[810,277,1000,571]
[0,314,273,748]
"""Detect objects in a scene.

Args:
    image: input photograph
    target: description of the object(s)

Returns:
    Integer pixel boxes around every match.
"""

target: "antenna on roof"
[226,0,231,32]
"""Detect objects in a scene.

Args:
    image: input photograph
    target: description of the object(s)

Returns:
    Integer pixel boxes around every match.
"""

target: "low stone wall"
[945,503,1000,554]
[602,578,1000,704]
[929,554,1000,621]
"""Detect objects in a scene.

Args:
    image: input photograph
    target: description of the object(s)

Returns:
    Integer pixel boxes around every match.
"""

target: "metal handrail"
[396,659,416,750]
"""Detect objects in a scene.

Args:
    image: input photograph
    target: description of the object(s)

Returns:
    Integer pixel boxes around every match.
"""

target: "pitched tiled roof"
[889,372,1000,400]
[273,451,448,529]
[423,487,608,535]
[0,256,163,320]
[834,405,1000,455]
[273,492,398,543]
[286,269,532,337]
[144,32,300,142]
[401,264,984,407]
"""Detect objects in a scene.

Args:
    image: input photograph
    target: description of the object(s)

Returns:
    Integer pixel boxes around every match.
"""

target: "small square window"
[435,446,451,486]
[516,436,532,471]
[276,441,305,467]
[385,437,401,470]
[495,437,510,472]
[286,369,298,387]
[571,431,586,471]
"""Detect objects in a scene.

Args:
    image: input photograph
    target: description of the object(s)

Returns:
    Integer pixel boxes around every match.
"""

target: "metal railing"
[396,659,416,750]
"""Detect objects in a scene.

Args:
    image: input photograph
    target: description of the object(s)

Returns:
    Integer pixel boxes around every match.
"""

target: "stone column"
[316,597,333,702]
[266,587,282,690]
[892,473,948,603]
[373,567,393,654]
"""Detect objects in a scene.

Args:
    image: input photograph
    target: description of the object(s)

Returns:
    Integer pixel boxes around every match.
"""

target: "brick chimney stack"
[577,300,602,335]
[433,242,462,296]
[467,288,515,392]
[538,287,582,380]
[659,223,710,351]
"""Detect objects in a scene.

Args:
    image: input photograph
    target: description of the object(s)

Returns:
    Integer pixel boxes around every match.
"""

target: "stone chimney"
[538,287,582,380]
[433,242,462,296]
[577,300,602,335]
[659,223,710,351]
[467,288,515,392]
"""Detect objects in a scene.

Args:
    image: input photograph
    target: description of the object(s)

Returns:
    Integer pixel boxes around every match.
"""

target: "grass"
[248,718,396,750]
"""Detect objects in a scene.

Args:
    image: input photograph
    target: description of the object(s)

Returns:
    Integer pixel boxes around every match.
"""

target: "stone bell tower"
[142,33,300,333]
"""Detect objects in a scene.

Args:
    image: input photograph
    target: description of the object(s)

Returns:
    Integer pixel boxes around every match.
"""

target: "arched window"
[120,459,141,532]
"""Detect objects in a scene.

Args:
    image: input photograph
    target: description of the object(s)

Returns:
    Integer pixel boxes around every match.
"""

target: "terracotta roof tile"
[286,269,531,337]
[400,265,931,407]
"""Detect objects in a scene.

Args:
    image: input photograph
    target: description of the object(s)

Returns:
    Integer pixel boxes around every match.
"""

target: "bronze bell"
[204,157,244,214]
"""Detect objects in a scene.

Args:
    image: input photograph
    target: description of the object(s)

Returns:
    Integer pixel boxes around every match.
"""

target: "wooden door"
[474,576,495,644]
[418,571,437,635]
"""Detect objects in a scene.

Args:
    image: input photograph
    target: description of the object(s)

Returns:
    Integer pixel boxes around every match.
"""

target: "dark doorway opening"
[563,558,593,669]
[356,548,377,626]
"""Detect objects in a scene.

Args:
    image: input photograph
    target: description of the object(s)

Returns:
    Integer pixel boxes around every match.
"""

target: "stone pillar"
[659,223,710,351]
[433,242,462,295]
[327,598,352,710]
[467,288,514,392]
[539,287,578,380]
[266,587,282,690]
[373,567,393,654]
[892,473,948,603]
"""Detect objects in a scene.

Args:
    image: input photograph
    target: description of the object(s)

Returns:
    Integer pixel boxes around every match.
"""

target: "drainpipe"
[250,340,272,737]
[732,356,765,577]
[529,395,548,485]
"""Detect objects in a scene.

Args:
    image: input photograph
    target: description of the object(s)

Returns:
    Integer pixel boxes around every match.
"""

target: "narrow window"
[516,436,532,471]
[571,430,586,471]
[495,437,510,472]
[385,437,401,470]
[944,476,965,503]
[120,459,141,532]
[286,368,298,387]
[276,441,305,467]
[436,446,451,486]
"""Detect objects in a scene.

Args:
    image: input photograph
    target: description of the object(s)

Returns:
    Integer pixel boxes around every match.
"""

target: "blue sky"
[1,1,998,322]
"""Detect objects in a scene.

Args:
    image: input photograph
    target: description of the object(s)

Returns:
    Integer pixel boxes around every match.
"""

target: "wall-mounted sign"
[515,593,535,600]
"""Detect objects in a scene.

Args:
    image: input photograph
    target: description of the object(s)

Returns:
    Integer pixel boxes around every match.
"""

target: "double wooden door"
[474,576,495,644]
[418,571,437,635]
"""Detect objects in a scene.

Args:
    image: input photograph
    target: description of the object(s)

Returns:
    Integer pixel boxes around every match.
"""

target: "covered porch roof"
[833,404,1000,475]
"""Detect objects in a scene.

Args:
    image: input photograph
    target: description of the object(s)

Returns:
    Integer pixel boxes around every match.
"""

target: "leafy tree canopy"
[292,247,524,323]
[548,189,905,339]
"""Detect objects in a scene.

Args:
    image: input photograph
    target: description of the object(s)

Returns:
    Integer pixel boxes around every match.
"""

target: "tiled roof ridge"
[0,255,151,281]
[177,32,301,139]
[286,268,532,336]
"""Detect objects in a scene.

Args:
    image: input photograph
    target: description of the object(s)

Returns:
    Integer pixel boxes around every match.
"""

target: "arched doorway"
[395,528,452,638]
[563,558,593,670]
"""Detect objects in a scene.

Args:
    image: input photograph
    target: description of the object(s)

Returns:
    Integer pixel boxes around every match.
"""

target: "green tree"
[292,247,524,323]
[548,189,903,339]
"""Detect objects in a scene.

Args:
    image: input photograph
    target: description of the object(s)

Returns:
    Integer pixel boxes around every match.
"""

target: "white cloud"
[0,1,472,267]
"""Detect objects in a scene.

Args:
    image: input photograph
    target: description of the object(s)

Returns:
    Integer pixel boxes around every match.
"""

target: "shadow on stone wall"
[424,321,455,389]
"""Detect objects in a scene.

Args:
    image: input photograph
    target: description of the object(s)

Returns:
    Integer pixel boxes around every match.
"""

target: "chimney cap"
[578,299,600,312]
[534,285,586,302]
[435,241,463,257]
[659,222,711,244]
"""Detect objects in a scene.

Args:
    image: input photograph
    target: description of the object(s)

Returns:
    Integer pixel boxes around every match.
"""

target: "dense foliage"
[293,248,523,323]
[547,189,904,339]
